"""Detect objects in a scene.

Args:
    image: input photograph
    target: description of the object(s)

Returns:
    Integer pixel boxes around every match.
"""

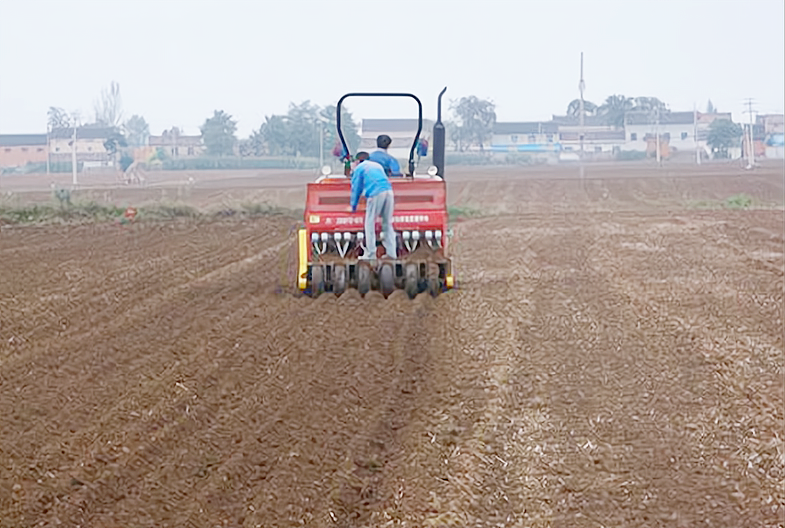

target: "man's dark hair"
[355,151,370,162]
[376,134,392,149]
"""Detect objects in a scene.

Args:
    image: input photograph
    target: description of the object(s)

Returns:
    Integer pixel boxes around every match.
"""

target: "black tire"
[404,263,418,299]
[379,263,395,298]
[333,265,347,296]
[428,277,441,297]
[357,263,371,296]
[311,265,325,297]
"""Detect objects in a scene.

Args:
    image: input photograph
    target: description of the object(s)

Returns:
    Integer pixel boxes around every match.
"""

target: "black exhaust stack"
[433,87,447,179]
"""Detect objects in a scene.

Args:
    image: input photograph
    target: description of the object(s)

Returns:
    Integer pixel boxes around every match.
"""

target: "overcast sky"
[1,0,782,137]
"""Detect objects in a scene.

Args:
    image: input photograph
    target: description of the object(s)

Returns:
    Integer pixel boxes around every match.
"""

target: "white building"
[48,126,117,167]
[360,118,434,163]
[490,122,560,154]
[624,111,733,158]
[546,115,625,158]
[625,111,693,153]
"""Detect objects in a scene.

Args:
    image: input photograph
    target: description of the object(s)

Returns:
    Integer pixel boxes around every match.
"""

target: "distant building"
[550,115,625,157]
[48,126,117,167]
[0,134,48,169]
[757,114,784,135]
[758,114,784,159]
[764,133,784,159]
[359,118,434,162]
[625,111,692,152]
[625,111,732,158]
[148,127,204,158]
[490,122,561,154]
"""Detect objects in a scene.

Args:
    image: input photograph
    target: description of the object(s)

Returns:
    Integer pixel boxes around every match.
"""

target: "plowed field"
[1,165,783,527]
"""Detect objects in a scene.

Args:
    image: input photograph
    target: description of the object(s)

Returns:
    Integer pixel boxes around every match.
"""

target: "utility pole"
[319,121,324,169]
[71,117,78,187]
[46,121,51,175]
[578,52,585,180]
[655,107,661,165]
[743,98,756,168]
[693,103,701,165]
[315,115,328,170]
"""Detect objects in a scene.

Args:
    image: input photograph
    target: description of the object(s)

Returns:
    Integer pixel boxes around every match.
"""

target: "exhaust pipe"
[433,86,447,179]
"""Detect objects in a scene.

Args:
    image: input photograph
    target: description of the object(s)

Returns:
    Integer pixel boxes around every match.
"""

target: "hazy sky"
[1,0,783,137]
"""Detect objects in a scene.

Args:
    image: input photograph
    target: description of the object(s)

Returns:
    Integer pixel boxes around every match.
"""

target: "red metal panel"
[304,178,448,234]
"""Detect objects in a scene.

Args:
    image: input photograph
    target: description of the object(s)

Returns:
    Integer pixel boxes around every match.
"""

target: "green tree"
[47,107,71,130]
[254,101,360,158]
[103,132,128,156]
[445,119,471,152]
[119,153,135,172]
[123,115,149,148]
[707,119,742,158]
[597,94,635,128]
[566,99,598,117]
[633,96,668,114]
[240,129,266,157]
[93,81,123,127]
[450,96,496,151]
[200,110,238,156]
[320,104,360,156]
[102,131,128,171]
[259,115,292,156]
[285,100,322,157]
[706,100,716,113]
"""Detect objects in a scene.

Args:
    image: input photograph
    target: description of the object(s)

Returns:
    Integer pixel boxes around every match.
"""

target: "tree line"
[46,82,744,162]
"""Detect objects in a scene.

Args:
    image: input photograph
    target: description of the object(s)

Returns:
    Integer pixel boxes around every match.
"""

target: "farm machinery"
[294,88,454,298]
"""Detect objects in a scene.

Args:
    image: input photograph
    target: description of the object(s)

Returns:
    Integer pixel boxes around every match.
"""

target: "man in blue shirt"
[350,151,397,260]
[369,134,403,177]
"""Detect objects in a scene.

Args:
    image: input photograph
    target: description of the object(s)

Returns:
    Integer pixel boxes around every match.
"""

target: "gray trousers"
[363,190,396,259]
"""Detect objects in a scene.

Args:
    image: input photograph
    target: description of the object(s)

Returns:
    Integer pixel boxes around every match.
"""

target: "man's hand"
[347,206,354,213]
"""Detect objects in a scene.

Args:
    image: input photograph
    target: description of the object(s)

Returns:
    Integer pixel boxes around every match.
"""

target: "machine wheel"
[357,263,371,296]
[379,263,395,298]
[404,263,418,299]
[333,265,347,296]
[427,277,441,297]
[426,262,442,297]
[311,265,325,297]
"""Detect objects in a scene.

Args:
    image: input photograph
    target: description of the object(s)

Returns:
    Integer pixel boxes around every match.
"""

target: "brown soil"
[0,165,783,527]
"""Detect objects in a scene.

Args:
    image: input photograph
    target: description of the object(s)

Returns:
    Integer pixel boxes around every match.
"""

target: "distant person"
[349,152,396,260]
[416,137,429,164]
[332,140,347,159]
[369,134,403,177]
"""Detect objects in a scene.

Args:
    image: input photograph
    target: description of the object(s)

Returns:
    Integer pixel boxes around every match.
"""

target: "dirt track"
[1,166,783,527]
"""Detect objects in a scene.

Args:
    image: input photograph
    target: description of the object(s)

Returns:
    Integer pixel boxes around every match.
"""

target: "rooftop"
[0,134,47,146]
[361,118,433,134]
[559,130,626,141]
[149,135,203,147]
[493,122,559,135]
[551,114,609,127]
[625,111,698,126]
[49,126,119,140]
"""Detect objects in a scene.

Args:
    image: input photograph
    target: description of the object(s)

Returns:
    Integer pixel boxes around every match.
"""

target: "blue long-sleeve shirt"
[369,149,403,177]
[350,160,392,212]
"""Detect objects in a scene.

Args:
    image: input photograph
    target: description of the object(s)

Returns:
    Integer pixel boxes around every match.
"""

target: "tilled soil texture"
[2,161,783,215]
[1,180,784,527]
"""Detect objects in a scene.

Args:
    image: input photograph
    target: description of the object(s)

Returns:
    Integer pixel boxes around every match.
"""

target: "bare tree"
[123,115,150,147]
[93,81,123,127]
[450,96,496,151]
[47,107,72,130]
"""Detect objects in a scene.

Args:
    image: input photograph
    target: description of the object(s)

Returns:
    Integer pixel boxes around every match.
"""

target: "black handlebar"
[336,92,423,177]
